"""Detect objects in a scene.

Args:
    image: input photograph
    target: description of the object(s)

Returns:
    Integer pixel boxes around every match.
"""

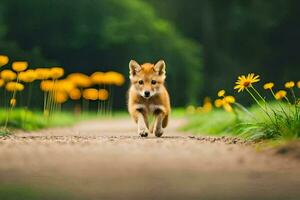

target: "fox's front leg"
[133,110,149,137]
[152,113,164,137]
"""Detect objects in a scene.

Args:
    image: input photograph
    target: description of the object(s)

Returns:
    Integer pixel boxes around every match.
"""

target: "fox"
[128,59,171,137]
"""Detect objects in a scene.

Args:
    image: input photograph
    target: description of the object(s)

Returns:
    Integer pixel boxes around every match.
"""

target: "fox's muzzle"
[144,91,150,98]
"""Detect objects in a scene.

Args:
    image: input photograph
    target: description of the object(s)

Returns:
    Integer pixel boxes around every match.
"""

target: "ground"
[0,117,299,200]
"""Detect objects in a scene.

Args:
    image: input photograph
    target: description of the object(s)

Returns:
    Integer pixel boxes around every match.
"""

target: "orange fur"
[128,60,171,137]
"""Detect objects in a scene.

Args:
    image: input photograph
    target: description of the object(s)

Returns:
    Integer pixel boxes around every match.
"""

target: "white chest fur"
[149,104,165,113]
[134,104,165,113]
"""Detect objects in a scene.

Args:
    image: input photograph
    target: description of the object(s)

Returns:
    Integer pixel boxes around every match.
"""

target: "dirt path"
[0,117,299,200]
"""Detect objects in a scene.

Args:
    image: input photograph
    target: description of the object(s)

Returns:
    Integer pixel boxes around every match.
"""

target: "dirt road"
[0,117,299,200]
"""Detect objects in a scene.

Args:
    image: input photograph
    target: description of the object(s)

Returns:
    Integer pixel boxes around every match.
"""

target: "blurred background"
[0,0,299,109]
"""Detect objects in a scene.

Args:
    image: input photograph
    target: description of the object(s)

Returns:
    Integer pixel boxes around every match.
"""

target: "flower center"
[243,81,250,87]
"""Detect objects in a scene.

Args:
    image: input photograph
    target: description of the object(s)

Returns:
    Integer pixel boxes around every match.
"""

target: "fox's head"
[129,60,166,99]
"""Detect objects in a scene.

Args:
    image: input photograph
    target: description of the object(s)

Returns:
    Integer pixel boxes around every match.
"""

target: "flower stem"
[290,88,296,104]
[246,88,264,110]
[251,85,266,103]
[270,89,276,99]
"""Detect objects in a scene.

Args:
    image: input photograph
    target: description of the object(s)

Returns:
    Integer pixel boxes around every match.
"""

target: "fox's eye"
[151,80,157,85]
[138,80,144,85]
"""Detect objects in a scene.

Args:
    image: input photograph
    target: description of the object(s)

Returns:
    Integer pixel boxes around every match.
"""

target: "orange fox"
[128,60,171,137]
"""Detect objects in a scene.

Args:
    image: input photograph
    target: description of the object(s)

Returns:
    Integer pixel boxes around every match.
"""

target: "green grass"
[0,184,75,200]
[0,108,126,135]
[182,102,300,141]
[0,109,87,134]
[171,108,186,118]
[181,110,237,136]
[0,107,185,135]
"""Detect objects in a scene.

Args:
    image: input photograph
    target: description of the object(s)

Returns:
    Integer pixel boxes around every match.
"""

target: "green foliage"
[0,0,203,107]
[183,102,300,141]
[0,108,96,133]
[147,0,300,102]
[237,103,300,140]
[0,184,74,200]
[181,110,237,135]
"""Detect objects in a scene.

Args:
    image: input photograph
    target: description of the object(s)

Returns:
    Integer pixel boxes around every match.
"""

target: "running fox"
[128,60,171,137]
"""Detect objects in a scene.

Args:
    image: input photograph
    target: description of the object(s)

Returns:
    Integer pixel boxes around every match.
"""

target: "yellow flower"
[40,80,55,91]
[90,72,105,85]
[105,71,125,86]
[18,70,37,83]
[284,81,295,89]
[54,80,75,92]
[54,91,68,104]
[12,61,28,72]
[275,90,287,100]
[1,69,17,81]
[224,96,235,103]
[18,72,27,82]
[297,81,300,88]
[214,99,223,108]
[0,79,4,87]
[186,105,195,114]
[5,82,24,91]
[50,67,64,79]
[83,88,98,100]
[35,68,51,80]
[203,102,212,113]
[234,73,260,92]
[69,88,81,100]
[263,82,274,90]
[0,55,9,67]
[68,73,92,88]
[98,89,109,100]
[223,103,233,112]
[217,89,225,97]
[24,70,37,82]
[201,97,212,113]
[10,98,16,106]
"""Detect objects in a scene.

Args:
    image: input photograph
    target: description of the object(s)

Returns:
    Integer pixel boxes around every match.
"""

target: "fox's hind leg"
[162,114,168,128]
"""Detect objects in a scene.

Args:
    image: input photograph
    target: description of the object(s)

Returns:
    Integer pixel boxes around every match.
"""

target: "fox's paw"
[154,129,164,137]
[138,128,149,137]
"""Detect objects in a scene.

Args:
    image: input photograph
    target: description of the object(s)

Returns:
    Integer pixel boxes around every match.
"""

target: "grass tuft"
[183,102,300,141]
[0,108,102,132]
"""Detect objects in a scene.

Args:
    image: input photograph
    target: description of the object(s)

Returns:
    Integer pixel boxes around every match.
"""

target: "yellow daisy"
[10,98,17,106]
[284,81,295,89]
[214,99,223,108]
[12,61,28,72]
[1,69,17,81]
[0,55,9,67]
[263,82,274,90]
[5,82,24,92]
[275,90,287,100]
[234,73,260,92]
[217,89,225,97]
[69,88,81,100]
[224,96,235,104]
[98,89,109,101]
[54,91,68,104]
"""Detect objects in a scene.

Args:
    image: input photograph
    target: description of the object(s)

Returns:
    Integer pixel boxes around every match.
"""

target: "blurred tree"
[0,0,203,107]
[147,0,300,104]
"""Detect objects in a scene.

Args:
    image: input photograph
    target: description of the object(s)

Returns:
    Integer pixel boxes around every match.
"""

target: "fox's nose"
[144,91,150,97]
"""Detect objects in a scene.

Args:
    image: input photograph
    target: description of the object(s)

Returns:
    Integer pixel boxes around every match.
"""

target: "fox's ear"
[154,60,166,77]
[129,60,141,78]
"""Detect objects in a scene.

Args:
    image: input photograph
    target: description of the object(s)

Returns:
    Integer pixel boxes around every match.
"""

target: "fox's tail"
[162,115,168,128]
